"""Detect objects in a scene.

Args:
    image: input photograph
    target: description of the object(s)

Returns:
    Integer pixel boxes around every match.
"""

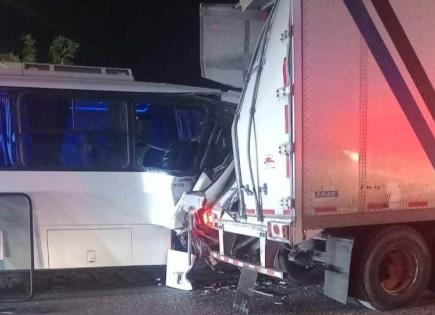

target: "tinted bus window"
[19,93,128,169]
[135,102,205,172]
[202,123,233,180]
[0,92,16,168]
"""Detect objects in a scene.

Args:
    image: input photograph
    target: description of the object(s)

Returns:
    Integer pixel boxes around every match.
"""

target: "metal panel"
[324,236,354,304]
[200,4,265,88]
[0,75,222,95]
[0,172,186,229]
[235,0,293,223]
[47,229,132,268]
[304,208,435,230]
[131,225,171,266]
[301,0,360,219]
[0,171,182,269]
[292,0,305,244]
[228,0,434,245]
[300,0,435,229]
[251,0,293,220]
[0,194,33,301]
[363,0,435,213]
[222,220,267,237]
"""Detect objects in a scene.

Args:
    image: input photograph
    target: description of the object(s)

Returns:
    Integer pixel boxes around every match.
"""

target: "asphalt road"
[1,266,435,315]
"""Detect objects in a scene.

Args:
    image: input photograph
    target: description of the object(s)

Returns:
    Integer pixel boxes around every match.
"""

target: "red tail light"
[202,210,212,225]
[196,206,214,227]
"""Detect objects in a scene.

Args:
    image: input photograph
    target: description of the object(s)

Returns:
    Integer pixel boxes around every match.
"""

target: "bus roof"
[0,62,221,95]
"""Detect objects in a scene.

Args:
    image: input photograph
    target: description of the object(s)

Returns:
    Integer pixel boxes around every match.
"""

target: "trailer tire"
[353,225,431,311]
[276,249,323,285]
[425,236,435,292]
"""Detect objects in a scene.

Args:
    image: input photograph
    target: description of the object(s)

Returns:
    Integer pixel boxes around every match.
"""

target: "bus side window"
[134,103,205,173]
[19,93,128,170]
[0,91,16,168]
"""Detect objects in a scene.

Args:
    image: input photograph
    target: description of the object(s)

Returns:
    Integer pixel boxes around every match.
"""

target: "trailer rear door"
[235,0,293,222]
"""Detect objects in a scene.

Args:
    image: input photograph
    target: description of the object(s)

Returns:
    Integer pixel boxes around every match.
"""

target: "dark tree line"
[0,34,79,65]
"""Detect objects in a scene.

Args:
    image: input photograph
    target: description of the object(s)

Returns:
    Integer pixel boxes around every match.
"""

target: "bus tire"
[353,225,431,311]
[276,249,323,285]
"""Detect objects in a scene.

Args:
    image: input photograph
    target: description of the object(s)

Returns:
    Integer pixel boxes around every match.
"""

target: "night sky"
[0,0,236,88]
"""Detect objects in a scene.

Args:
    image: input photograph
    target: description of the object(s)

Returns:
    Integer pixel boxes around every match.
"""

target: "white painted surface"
[165,249,196,291]
[47,229,133,268]
[0,171,181,269]
[236,0,292,216]
[0,72,220,95]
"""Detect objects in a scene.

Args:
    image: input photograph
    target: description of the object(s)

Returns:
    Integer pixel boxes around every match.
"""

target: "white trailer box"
[207,0,435,310]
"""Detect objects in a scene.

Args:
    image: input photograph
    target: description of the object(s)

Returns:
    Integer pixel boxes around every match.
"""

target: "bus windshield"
[135,102,205,172]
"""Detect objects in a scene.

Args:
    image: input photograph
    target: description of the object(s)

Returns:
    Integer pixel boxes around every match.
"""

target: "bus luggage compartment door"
[0,194,33,301]
[47,228,133,269]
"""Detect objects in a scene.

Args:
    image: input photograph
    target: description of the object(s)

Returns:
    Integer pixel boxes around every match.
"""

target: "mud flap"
[233,266,258,314]
[165,249,196,290]
[323,236,354,304]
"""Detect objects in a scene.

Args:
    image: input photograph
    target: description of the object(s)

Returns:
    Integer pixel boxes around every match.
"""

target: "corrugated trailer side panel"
[298,0,435,230]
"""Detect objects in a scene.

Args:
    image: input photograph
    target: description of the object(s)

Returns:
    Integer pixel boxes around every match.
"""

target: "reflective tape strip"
[210,251,284,279]
[263,209,276,215]
[314,207,337,213]
[282,57,288,86]
[408,201,429,208]
[283,209,292,216]
[246,209,276,216]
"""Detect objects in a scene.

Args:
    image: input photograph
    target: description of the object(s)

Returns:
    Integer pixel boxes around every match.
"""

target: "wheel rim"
[378,246,419,295]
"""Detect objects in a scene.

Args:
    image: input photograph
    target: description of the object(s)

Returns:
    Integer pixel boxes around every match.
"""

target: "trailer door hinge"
[279,142,293,156]
[275,85,292,98]
[280,197,295,209]
[280,30,289,41]
[260,183,268,195]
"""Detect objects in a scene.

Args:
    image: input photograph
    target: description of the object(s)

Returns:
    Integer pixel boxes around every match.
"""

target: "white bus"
[0,62,234,273]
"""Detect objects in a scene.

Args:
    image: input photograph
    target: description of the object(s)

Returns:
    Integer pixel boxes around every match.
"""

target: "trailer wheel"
[276,249,323,285]
[354,226,431,311]
[427,237,435,292]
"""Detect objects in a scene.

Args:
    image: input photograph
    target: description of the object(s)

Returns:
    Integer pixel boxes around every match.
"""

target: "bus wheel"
[354,226,431,311]
[275,248,323,285]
